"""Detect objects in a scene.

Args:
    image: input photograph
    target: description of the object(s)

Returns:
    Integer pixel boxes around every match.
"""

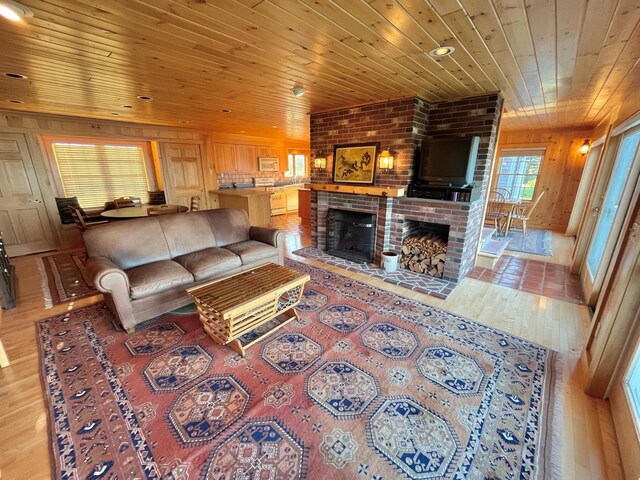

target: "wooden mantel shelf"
[309,183,405,197]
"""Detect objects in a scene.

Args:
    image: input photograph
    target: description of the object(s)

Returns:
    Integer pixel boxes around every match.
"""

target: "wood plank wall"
[495,128,594,232]
[0,110,308,252]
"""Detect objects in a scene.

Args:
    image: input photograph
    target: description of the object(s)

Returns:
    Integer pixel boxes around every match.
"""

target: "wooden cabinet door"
[236,145,257,172]
[213,143,236,172]
[160,143,207,209]
[0,133,55,256]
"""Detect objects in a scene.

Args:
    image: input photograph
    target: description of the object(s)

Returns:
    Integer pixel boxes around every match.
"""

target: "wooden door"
[0,133,55,256]
[160,143,207,209]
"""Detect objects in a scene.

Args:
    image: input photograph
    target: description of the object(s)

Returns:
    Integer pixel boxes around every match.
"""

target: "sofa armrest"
[85,256,130,294]
[249,226,285,247]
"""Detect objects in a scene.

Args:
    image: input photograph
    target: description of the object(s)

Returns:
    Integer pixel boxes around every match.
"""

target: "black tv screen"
[418,136,479,186]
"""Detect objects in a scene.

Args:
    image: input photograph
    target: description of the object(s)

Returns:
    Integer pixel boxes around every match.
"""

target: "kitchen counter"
[210,188,270,197]
[212,188,271,225]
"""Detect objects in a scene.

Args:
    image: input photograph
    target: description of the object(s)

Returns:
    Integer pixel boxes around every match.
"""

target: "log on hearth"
[400,233,447,278]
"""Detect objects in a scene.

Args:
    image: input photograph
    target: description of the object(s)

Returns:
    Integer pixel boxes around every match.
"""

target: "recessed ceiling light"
[178,120,189,124]
[240,130,246,133]
[272,125,278,128]
[220,108,231,113]
[7,99,23,103]
[0,1,34,22]
[109,112,120,115]
[4,72,27,79]
[136,95,153,100]
[292,86,305,97]
[122,105,133,108]
[428,46,455,57]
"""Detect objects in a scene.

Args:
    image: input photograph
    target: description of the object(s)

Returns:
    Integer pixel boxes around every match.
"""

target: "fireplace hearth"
[327,208,376,263]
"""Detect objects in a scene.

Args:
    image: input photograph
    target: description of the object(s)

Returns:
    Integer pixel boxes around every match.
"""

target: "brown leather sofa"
[84,208,285,332]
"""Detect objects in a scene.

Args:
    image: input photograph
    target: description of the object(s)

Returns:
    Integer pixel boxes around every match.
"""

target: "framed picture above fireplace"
[333,143,378,184]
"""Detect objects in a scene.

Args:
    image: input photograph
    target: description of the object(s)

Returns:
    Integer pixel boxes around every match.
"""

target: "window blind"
[52,142,151,208]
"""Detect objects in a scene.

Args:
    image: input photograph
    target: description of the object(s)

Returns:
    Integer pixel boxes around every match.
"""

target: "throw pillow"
[55,197,83,224]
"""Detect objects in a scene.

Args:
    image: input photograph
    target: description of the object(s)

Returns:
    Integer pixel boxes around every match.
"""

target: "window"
[50,140,153,208]
[625,342,640,435]
[284,153,306,178]
[495,148,545,200]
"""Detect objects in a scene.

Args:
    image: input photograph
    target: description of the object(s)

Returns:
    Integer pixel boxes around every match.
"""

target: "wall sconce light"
[378,147,394,170]
[314,151,327,169]
[579,139,591,156]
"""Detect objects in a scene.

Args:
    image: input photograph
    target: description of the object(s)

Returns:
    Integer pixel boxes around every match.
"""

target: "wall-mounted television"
[417,136,480,186]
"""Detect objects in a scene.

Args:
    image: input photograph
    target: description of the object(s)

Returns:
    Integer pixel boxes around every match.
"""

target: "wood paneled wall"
[495,128,595,232]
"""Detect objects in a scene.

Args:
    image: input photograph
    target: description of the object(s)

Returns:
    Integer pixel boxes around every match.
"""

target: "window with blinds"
[495,148,545,201]
[51,141,151,208]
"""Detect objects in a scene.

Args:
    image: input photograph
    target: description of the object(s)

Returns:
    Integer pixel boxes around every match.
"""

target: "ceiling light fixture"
[579,139,591,156]
[220,108,231,113]
[4,72,27,79]
[122,105,133,108]
[428,46,455,57]
[109,112,120,115]
[292,86,305,97]
[178,120,189,124]
[136,95,153,100]
[0,0,34,21]
[7,99,23,103]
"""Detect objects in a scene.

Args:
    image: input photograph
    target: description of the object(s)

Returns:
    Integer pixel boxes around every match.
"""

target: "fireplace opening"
[400,221,449,278]
[327,208,376,263]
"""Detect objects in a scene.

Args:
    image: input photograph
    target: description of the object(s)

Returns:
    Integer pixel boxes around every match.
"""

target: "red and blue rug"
[37,260,559,479]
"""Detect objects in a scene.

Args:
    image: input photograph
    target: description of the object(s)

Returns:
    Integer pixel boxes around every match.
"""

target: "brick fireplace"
[310,94,502,283]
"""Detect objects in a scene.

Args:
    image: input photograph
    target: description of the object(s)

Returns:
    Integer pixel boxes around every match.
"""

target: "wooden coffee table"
[187,263,310,356]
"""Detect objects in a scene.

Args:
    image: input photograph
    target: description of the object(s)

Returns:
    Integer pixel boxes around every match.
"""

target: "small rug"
[37,259,560,479]
[37,251,97,308]
[503,229,552,256]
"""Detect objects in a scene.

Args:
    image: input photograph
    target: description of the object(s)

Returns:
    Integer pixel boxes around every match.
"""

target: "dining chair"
[506,191,546,237]
[69,206,108,231]
[485,190,509,235]
[190,195,201,212]
[113,196,142,209]
[148,204,181,216]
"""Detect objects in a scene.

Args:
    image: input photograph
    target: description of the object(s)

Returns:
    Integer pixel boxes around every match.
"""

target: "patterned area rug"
[37,260,560,479]
[37,251,97,308]
[503,229,553,256]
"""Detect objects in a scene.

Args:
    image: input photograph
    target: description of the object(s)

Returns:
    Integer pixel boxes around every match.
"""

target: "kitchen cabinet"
[213,143,236,172]
[236,145,257,172]
[285,184,302,212]
[298,188,311,224]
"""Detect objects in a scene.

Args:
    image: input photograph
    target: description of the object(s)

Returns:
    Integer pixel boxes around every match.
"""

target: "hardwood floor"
[0,214,623,479]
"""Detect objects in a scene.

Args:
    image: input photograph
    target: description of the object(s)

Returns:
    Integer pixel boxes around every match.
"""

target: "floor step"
[481,227,496,248]
[477,235,509,269]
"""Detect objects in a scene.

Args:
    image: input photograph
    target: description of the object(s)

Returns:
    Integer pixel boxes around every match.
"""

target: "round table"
[100,205,188,219]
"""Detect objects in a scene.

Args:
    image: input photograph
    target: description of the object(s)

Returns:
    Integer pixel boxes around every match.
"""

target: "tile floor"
[467,254,585,305]
[270,213,585,305]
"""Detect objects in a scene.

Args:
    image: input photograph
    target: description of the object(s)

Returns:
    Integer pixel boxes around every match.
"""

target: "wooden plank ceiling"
[0,0,639,141]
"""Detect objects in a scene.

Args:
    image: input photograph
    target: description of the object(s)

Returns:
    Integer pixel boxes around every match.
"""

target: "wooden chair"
[113,196,142,209]
[190,195,201,212]
[69,206,108,231]
[485,190,509,234]
[148,204,180,216]
[507,191,546,237]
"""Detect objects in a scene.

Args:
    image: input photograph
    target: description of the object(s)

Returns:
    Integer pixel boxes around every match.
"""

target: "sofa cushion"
[126,260,194,299]
[174,247,241,281]
[84,217,172,270]
[157,212,217,257]
[224,240,278,265]
[203,208,250,247]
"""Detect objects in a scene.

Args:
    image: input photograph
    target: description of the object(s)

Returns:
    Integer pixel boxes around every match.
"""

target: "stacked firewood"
[400,233,447,278]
